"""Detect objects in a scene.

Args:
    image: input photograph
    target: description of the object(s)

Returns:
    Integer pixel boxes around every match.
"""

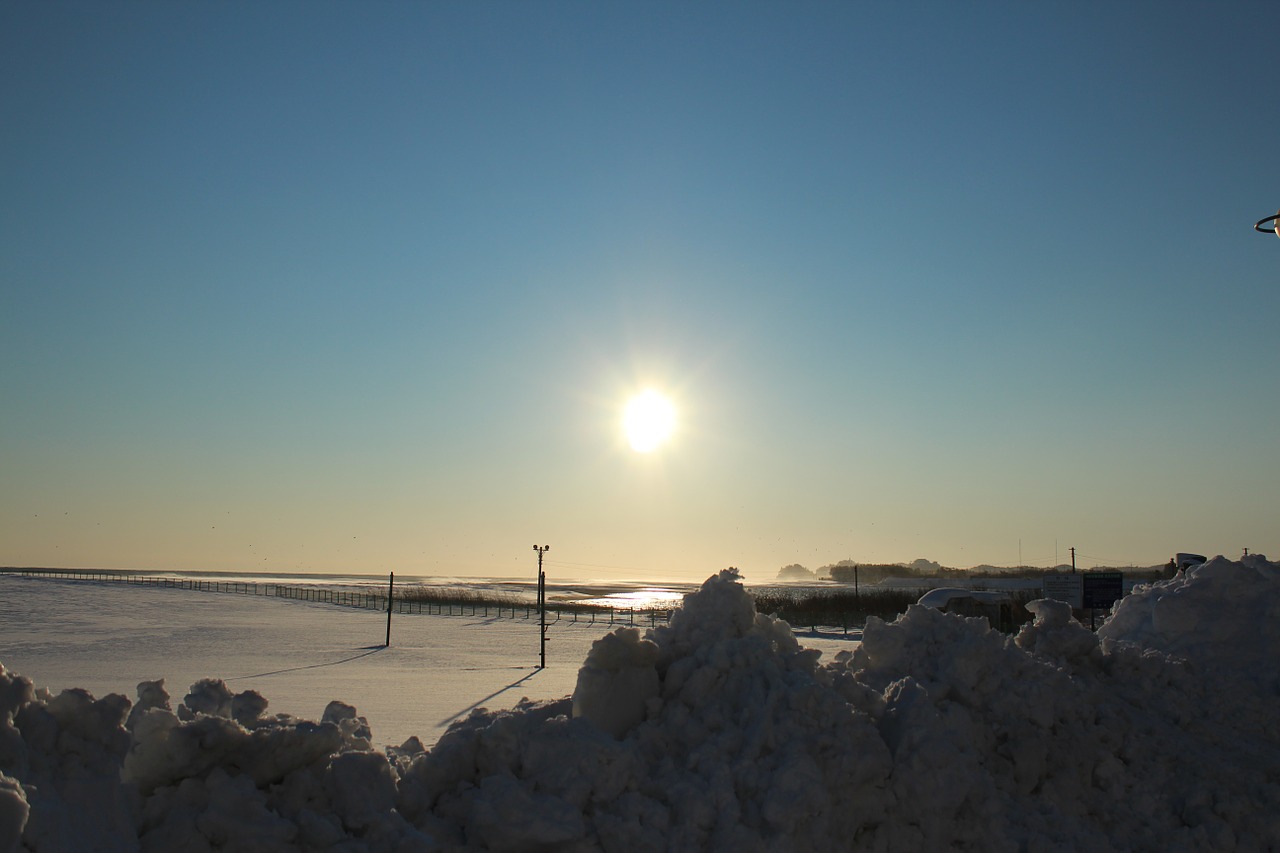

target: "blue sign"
[1082,571,1123,610]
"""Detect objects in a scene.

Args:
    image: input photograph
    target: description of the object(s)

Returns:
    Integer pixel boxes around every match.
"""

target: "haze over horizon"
[3,3,1277,582]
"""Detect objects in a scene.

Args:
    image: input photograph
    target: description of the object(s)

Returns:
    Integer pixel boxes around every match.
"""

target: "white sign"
[1043,574,1083,609]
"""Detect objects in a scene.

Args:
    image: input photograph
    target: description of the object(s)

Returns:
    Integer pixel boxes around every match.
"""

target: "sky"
[2,2,1277,581]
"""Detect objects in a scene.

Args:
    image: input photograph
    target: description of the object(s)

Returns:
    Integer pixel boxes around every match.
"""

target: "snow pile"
[1099,554,1280,695]
[571,626,660,739]
[0,666,412,852]
[2,559,1280,851]
[400,569,893,850]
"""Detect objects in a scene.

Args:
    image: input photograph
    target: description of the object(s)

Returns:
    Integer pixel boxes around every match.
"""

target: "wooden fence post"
[385,572,394,647]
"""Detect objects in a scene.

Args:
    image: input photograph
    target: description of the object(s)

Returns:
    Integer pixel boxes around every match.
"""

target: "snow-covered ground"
[0,575,857,752]
[2,557,1278,851]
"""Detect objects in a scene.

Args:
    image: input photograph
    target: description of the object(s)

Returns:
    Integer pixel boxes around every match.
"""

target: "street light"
[533,545,549,668]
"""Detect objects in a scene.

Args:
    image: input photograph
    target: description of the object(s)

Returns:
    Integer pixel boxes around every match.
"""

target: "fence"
[11,568,673,628]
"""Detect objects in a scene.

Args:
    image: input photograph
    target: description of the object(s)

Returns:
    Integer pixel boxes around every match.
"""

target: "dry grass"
[749,588,922,629]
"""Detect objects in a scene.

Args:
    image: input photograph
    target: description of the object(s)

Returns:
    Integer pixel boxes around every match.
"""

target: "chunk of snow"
[571,626,659,738]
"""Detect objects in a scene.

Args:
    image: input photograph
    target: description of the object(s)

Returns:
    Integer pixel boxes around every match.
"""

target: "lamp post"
[533,545,549,668]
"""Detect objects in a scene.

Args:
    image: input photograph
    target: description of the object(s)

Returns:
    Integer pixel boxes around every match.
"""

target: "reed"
[396,585,526,607]
[749,588,921,628]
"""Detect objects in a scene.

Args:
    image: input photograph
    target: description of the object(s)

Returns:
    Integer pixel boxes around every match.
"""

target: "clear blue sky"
[3,2,1276,580]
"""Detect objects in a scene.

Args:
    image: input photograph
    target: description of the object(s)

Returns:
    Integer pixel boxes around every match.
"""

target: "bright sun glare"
[624,390,676,453]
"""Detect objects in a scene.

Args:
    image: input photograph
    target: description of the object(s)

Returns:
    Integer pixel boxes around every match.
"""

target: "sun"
[623,390,676,452]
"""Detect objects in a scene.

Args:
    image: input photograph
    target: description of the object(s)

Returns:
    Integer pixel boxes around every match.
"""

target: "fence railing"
[11,568,673,627]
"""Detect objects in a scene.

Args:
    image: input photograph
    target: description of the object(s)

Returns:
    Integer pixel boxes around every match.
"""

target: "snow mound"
[2,560,1279,851]
[1099,554,1280,693]
[571,626,659,739]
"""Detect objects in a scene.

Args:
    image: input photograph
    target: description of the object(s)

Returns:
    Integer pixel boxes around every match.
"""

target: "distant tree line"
[826,561,969,583]
[777,558,961,583]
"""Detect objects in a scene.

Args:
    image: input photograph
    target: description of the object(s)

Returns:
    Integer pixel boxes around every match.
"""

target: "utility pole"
[1070,547,1076,574]
[533,545,549,668]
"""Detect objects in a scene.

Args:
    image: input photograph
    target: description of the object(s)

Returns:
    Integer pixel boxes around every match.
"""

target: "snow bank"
[1098,554,1280,694]
[2,560,1279,851]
